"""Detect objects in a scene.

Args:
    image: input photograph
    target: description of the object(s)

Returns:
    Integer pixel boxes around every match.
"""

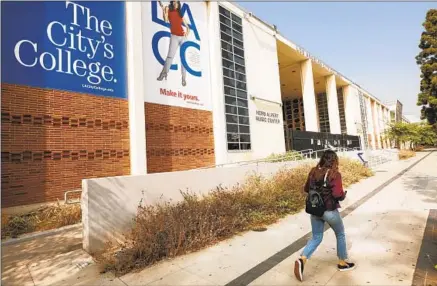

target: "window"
[219,6,251,151]
[317,93,330,133]
[337,88,347,134]
[282,98,305,131]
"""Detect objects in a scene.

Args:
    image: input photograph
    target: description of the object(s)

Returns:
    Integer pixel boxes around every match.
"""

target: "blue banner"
[1,1,127,99]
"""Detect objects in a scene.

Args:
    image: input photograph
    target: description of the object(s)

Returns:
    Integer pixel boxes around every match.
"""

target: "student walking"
[294,150,355,282]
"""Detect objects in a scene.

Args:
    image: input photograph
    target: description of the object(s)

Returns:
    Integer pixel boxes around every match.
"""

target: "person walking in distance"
[157,1,190,87]
[294,150,355,282]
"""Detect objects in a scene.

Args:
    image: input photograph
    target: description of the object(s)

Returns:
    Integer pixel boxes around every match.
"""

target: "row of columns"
[299,59,391,150]
[300,59,343,135]
[364,93,392,150]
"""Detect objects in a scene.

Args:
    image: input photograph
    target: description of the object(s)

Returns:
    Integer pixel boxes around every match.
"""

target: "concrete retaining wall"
[82,160,309,253]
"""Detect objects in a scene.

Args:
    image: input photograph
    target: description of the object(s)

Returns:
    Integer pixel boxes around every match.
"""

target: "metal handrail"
[193,148,320,170]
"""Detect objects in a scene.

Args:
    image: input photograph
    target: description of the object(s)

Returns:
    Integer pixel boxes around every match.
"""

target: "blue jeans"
[301,209,348,260]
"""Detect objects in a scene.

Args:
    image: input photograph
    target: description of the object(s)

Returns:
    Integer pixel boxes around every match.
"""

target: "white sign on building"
[142,1,211,111]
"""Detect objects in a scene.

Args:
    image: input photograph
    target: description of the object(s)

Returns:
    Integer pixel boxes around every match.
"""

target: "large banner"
[142,1,211,111]
[1,1,127,99]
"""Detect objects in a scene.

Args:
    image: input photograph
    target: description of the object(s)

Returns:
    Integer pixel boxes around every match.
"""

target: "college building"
[1,1,399,209]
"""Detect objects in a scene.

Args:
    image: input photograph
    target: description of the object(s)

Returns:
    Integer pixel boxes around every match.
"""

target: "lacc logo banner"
[151,1,201,77]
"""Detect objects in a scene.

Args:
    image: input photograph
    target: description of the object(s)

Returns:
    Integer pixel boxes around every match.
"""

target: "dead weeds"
[398,150,416,160]
[100,158,373,275]
[1,202,81,239]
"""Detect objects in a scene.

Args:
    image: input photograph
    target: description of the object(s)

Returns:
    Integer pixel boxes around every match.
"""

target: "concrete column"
[366,97,376,149]
[373,102,382,149]
[343,85,358,135]
[378,104,385,148]
[325,74,341,134]
[127,2,147,175]
[300,59,318,132]
[384,108,391,148]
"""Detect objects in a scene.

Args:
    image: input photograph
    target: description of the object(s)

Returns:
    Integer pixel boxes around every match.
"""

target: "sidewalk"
[1,152,435,286]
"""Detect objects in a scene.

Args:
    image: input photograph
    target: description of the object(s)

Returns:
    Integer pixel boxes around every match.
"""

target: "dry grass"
[398,150,416,160]
[99,158,373,275]
[415,145,424,152]
[266,151,305,162]
[1,203,81,239]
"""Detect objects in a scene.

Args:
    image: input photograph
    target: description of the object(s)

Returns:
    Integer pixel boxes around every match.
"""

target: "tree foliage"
[416,9,437,125]
[384,122,437,150]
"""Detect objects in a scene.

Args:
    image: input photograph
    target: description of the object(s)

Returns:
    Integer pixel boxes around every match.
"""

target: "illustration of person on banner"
[157,1,190,86]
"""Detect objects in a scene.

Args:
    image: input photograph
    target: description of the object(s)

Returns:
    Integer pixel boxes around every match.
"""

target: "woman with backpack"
[294,150,355,282]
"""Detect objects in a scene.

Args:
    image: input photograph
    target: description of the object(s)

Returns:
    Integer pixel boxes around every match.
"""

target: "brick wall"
[1,84,130,208]
[145,103,215,173]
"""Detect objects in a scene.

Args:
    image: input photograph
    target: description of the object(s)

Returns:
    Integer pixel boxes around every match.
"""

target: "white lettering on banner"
[13,1,117,88]
[255,110,281,124]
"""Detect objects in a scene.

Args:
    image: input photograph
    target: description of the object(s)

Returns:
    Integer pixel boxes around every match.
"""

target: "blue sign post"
[1,1,127,99]
[357,152,368,167]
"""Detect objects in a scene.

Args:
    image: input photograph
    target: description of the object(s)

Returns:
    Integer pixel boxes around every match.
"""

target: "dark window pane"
[224,77,235,87]
[219,6,231,18]
[228,143,240,150]
[226,114,238,124]
[232,30,243,41]
[239,116,249,125]
[238,107,249,116]
[226,123,238,133]
[233,38,244,49]
[221,49,233,61]
[221,41,233,52]
[236,98,248,107]
[231,13,242,25]
[232,23,243,33]
[225,95,237,105]
[219,14,231,26]
[240,134,251,143]
[235,73,246,82]
[222,68,235,78]
[236,89,247,99]
[235,63,245,74]
[236,81,246,90]
[224,86,236,96]
[220,23,232,36]
[239,125,250,134]
[222,59,233,69]
[220,32,232,43]
[240,143,251,150]
[225,104,237,114]
[234,47,244,58]
[234,55,245,66]
[227,133,239,142]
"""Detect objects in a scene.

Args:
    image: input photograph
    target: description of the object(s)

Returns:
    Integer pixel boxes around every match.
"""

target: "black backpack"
[305,170,330,217]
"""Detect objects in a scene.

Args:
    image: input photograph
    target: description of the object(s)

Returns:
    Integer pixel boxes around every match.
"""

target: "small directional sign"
[357,152,368,166]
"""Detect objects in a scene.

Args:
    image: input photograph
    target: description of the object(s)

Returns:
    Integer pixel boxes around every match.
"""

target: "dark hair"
[310,150,339,182]
[169,1,183,18]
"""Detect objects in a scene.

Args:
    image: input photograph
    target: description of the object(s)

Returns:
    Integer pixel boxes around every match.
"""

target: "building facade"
[1,1,396,208]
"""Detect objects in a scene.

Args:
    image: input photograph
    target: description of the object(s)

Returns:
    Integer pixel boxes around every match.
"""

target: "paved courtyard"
[2,151,436,286]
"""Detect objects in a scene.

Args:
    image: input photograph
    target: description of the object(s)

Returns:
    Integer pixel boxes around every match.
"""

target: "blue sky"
[238,2,436,118]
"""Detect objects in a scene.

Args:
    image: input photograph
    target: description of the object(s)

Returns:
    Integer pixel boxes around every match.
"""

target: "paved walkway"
[2,151,436,286]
